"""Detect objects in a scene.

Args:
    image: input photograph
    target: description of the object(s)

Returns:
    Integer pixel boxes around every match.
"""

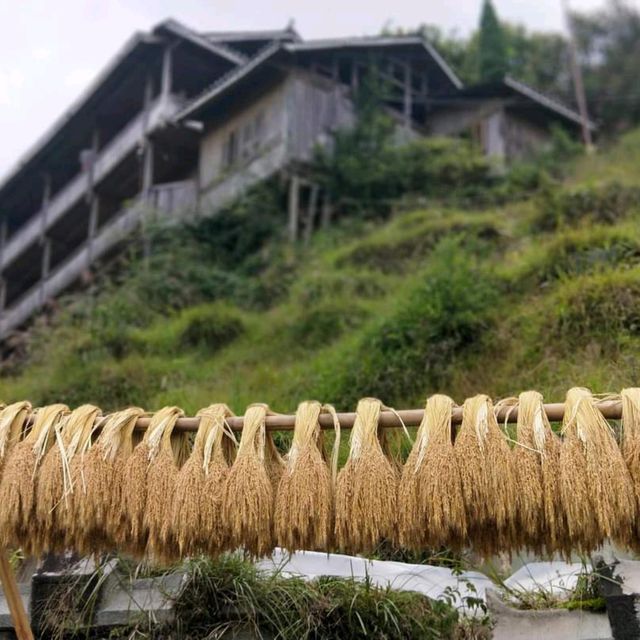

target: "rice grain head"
[34,404,101,553]
[200,405,236,557]
[0,402,32,481]
[622,388,640,549]
[168,404,232,556]
[454,394,517,557]
[398,394,466,551]
[0,404,68,550]
[143,406,185,560]
[76,408,145,551]
[275,401,334,552]
[560,387,636,552]
[335,398,398,554]
[120,407,181,556]
[223,404,274,557]
[512,391,566,555]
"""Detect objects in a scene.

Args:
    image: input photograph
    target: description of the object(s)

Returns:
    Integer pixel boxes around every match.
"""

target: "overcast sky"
[0,0,633,177]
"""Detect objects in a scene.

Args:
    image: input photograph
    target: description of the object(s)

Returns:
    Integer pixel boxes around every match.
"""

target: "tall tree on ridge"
[478,0,508,82]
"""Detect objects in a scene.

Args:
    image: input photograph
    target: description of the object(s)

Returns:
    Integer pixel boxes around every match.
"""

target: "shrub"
[532,182,640,232]
[178,305,244,352]
[322,239,499,406]
[286,301,369,348]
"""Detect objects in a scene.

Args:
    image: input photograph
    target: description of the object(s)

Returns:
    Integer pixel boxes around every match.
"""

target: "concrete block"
[487,590,613,640]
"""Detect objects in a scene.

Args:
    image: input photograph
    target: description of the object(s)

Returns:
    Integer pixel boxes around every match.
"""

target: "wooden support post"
[40,237,51,305]
[0,278,7,313]
[0,217,7,268]
[350,60,359,91]
[288,174,300,242]
[161,45,173,97]
[303,184,319,244]
[403,62,412,128]
[87,196,99,266]
[40,174,51,241]
[0,552,33,640]
[141,141,154,200]
[321,191,332,229]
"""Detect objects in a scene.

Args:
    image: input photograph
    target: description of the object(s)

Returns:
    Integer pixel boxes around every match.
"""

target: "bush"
[178,305,245,352]
[546,269,640,346]
[130,304,245,356]
[322,239,499,406]
[286,301,369,348]
[532,182,640,232]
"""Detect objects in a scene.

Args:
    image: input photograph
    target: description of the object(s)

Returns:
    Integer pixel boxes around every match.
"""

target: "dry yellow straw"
[274,401,340,552]
[73,408,145,551]
[0,402,31,481]
[560,387,636,552]
[34,404,101,553]
[622,388,640,548]
[512,391,566,555]
[143,406,185,558]
[335,398,398,554]
[223,404,275,557]
[168,404,233,556]
[398,394,466,551]
[454,394,517,557]
[200,404,236,557]
[120,406,183,557]
[0,404,69,549]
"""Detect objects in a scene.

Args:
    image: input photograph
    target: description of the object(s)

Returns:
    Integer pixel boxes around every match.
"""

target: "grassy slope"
[3,129,640,416]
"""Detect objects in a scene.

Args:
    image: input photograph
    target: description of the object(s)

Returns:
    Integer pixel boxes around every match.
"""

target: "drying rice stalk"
[0,401,31,481]
[200,405,236,557]
[168,404,233,556]
[512,391,566,555]
[335,398,398,554]
[560,387,636,552]
[454,394,517,557]
[0,404,69,549]
[35,404,101,553]
[144,406,185,559]
[73,408,145,551]
[120,407,183,557]
[274,401,340,552]
[398,394,466,551]
[223,404,275,557]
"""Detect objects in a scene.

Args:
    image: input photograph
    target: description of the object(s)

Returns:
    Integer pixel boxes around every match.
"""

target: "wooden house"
[0,20,592,339]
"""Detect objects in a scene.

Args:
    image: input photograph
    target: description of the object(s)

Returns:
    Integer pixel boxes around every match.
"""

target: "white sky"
[0,0,632,176]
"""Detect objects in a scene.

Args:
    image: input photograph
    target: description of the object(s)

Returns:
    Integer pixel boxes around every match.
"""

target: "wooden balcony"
[0,180,197,337]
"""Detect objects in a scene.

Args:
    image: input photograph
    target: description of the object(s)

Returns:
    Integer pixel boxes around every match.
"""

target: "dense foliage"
[403,0,640,134]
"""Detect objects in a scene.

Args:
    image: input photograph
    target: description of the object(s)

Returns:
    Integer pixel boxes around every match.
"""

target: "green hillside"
[3,129,640,415]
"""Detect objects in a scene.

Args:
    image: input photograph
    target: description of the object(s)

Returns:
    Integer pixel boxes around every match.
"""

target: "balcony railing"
[0,179,197,337]
[1,94,185,272]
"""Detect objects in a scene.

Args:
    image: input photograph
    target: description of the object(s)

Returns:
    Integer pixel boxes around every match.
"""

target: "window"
[222,110,267,169]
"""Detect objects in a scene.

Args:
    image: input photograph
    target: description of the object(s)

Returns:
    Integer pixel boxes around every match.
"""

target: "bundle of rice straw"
[34,404,101,553]
[560,387,636,552]
[512,391,566,555]
[120,406,184,557]
[622,388,640,540]
[274,401,341,552]
[146,406,186,559]
[454,394,517,557]
[223,404,277,557]
[0,404,68,550]
[200,405,236,557]
[398,394,466,551]
[335,398,398,554]
[70,408,145,552]
[0,401,31,481]
[167,404,234,556]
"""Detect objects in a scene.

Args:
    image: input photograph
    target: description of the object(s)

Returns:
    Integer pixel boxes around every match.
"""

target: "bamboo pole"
[23,399,621,433]
[0,552,33,640]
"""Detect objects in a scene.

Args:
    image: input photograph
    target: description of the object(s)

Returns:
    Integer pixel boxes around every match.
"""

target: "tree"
[477,0,508,82]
